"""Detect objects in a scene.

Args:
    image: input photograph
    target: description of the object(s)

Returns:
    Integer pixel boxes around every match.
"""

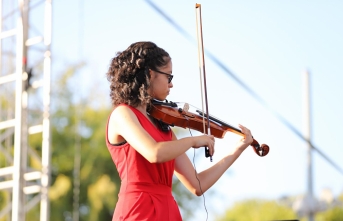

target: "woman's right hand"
[192,135,215,156]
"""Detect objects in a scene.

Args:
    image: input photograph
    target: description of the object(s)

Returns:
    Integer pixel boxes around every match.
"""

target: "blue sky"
[50,0,343,218]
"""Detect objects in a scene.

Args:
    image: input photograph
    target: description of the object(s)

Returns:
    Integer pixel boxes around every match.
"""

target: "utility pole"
[304,70,314,221]
[0,1,52,220]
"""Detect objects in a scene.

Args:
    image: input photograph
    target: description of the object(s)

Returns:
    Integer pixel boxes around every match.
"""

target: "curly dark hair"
[107,41,171,107]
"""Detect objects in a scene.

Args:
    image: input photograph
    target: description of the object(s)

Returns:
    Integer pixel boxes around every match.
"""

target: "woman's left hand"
[237,124,253,149]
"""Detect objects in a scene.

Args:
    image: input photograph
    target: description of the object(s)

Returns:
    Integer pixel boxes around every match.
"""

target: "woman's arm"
[108,105,215,163]
[174,125,253,196]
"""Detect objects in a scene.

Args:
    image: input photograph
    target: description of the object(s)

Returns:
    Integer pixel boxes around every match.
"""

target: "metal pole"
[40,1,52,220]
[12,17,25,221]
[304,70,314,221]
[12,1,29,220]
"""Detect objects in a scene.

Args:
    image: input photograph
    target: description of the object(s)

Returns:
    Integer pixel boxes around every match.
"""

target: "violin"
[149,99,270,157]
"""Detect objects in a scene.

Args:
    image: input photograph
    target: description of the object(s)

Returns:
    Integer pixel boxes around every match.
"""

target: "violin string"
[188,127,209,221]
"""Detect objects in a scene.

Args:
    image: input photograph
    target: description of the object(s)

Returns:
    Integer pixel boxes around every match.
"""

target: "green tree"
[47,64,119,221]
[315,193,343,221]
[216,199,298,221]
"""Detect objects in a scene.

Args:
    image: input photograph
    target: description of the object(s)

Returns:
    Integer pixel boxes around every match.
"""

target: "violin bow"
[195,4,270,159]
[195,3,212,162]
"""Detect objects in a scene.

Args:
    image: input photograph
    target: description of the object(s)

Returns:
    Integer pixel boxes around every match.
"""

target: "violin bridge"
[183,103,189,112]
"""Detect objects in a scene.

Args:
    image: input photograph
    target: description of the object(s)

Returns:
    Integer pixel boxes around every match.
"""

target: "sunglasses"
[151,69,173,83]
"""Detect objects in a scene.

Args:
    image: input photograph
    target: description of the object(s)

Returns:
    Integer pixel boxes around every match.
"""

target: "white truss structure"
[0,0,52,220]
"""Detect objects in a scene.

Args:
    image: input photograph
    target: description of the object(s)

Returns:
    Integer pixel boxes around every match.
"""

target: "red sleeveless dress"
[106,104,182,221]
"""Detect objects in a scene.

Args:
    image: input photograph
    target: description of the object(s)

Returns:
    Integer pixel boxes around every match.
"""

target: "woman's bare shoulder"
[109,105,136,125]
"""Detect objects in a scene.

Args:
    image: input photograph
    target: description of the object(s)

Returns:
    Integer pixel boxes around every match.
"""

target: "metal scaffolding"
[0,0,52,220]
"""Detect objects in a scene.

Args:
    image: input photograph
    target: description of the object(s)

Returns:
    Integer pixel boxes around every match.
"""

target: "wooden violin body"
[149,99,269,157]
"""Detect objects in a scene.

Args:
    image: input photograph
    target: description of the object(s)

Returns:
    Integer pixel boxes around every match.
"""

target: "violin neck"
[195,110,241,133]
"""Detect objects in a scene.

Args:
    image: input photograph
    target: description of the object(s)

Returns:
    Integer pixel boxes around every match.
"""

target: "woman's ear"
[148,69,155,80]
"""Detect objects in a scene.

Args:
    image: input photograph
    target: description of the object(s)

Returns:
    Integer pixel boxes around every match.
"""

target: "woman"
[106,41,253,221]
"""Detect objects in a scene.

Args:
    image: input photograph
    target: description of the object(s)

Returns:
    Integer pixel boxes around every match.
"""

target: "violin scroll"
[251,140,269,157]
